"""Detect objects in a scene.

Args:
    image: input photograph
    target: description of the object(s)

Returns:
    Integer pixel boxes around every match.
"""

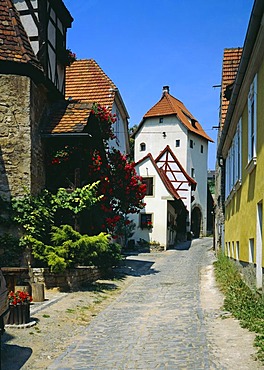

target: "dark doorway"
[191,207,202,238]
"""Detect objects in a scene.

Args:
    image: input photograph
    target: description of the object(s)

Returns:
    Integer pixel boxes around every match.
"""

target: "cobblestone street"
[45,238,259,370]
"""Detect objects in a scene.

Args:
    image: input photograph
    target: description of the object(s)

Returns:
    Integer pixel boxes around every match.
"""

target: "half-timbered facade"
[0,0,72,199]
[130,146,191,249]
[132,86,213,238]
[12,0,73,96]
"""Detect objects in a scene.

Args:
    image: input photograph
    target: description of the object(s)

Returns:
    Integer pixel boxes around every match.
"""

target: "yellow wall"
[225,59,264,265]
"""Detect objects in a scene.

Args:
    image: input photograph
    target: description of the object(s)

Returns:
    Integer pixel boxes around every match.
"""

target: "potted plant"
[141,221,153,230]
[7,290,32,325]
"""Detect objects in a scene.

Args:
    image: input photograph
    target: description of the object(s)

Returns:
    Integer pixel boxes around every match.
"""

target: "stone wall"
[31,267,102,291]
[2,266,102,292]
[0,74,47,199]
[30,81,47,195]
[0,75,31,199]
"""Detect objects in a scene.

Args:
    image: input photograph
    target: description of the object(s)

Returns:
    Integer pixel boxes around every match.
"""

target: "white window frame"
[225,118,242,199]
[247,74,257,167]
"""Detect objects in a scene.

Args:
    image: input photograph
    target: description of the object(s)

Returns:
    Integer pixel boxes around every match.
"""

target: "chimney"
[162,85,170,95]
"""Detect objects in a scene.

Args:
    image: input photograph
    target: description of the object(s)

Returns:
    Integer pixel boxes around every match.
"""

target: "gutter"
[217,0,264,158]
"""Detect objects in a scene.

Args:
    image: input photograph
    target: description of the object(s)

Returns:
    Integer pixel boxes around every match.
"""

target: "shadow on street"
[1,332,32,370]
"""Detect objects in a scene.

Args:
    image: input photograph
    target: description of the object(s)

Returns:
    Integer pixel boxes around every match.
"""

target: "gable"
[155,146,196,201]
[65,59,117,109]
[136,155,179,200]
[133,87,213,143]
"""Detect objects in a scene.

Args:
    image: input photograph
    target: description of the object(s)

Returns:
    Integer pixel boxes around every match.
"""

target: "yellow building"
[217,0,264,289]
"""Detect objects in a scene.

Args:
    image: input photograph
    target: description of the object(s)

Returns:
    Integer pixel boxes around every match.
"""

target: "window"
[142,177,154,196]
[159,117,163,123]
[236,241,239,260]
[140,213,153,229]
[248,74,257,163]
[227,242,231,257]
[140,143,146,151]
[225,118,242,198]
[249,238,254,263]
[190,139,193,148]
[201,145,203,153]
[175,139,180,147]
[191,168,195,178]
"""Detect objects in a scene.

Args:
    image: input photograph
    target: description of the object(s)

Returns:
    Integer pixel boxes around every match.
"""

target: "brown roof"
[43,101,93,134]
[0,0,41,69]
[45,59,120,134]
[65,59,117,108]
[220,48,243,127]
[138,91,213,142]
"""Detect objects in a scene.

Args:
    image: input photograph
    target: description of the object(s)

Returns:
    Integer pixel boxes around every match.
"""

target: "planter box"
[7,304,30,325]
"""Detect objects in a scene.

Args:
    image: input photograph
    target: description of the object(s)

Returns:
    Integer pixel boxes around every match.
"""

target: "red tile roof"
[0,0,41,70]
[220,48,243,127]
[43,101,93,134]
[45,59,119,134]
[65,59,117,108]
[136,91,213,142]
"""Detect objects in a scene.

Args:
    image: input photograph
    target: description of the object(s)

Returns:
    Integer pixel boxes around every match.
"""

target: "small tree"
[46,104,146,240]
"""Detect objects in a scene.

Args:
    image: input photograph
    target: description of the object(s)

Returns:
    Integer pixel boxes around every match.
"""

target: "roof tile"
[220,48,243,127]
[0,0,41,69]
[45,59,117,134]
[143,92,213,142]
[44,101,93,134]
[65,59,117,108]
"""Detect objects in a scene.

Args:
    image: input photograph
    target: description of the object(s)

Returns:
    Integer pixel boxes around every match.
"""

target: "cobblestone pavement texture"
[45,238,261,370]
[1,238,262,369]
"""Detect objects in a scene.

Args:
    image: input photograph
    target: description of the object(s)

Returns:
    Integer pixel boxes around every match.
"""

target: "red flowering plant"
[141,221,153,230]
[87,148,146,237]
[50,145,75,165]
[8,290,32,306]
[45,103,146,240]
[91,104,117,140]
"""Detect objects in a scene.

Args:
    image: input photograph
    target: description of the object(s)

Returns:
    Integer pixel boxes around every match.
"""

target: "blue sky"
[63,0,254,170]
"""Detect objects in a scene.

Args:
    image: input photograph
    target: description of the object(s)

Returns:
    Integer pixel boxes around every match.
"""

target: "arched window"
[140,142,146,151]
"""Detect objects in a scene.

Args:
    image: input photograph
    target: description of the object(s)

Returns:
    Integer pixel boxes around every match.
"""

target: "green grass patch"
[214,252,264,362]
[66,308,75,314]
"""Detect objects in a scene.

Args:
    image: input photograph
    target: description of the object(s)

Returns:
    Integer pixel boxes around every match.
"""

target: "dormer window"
[140,143,146,151]
[191,119,197,128]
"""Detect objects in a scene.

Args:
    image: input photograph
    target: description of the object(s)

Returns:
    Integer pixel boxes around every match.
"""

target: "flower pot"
[7,304,30,325]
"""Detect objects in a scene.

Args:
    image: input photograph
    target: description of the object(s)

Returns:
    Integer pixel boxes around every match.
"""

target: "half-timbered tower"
[132,86,213,238]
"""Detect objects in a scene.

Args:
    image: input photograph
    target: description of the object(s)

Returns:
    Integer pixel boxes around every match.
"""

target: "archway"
[191,206,202,238]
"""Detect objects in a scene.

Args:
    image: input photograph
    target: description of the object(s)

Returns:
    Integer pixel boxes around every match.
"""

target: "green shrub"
[214,252,264,362]
[28,225,122,273]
